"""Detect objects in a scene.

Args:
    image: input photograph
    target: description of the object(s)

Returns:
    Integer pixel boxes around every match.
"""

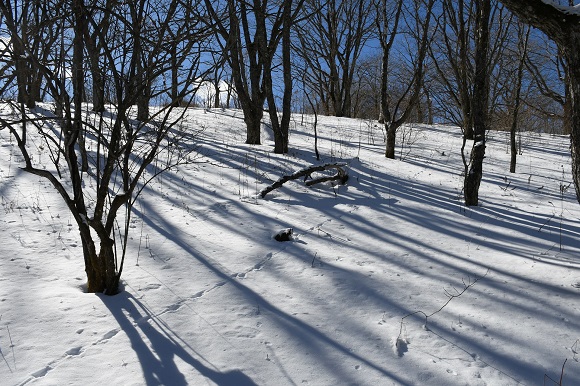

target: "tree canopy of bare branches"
[0,0,209,294]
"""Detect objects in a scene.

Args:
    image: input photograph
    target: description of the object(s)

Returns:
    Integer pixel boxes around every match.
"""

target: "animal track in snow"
[231,252,273,279]
[31,365,52,378]
[141,283,162,291]
[65,346,82,356]
[153,281,228,319]
[93,328,120,345]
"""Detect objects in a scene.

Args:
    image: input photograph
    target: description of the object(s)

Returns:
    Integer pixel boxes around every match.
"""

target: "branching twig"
[397,269,489,343]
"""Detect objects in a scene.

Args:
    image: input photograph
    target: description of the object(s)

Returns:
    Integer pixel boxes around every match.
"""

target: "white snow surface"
[542,0,580,14]
[1,107,580,385]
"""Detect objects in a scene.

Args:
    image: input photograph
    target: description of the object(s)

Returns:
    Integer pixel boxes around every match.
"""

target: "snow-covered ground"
[1,107,579,385]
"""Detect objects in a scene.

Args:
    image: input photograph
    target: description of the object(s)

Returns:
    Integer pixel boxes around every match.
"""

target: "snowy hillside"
[1,107,579,385]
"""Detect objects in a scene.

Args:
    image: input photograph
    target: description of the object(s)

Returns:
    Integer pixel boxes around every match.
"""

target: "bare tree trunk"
[269,0,293,154]
[279,0,293,154]
[244,109,263,145]
[385,123,399,159]
[213,78,221,108]
[509,25,529,173]
[425,86,434,125]
[459,0,474,140]
[464,0,490,206]
[169,41,182,107]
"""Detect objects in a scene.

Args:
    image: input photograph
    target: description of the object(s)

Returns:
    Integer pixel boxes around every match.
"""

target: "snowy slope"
[1,107,579,385]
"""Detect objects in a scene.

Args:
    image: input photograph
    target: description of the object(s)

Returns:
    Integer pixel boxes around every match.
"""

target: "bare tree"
[295,0,374,118]
[204,0,303,153]
[0,0,63,108]
[430,0,475,138]
[376,0,436,159]
[349,54,382,119]
[0,0,205,294]
[499,0,580,204]
[524,33,569,134]
[430,0,514,140]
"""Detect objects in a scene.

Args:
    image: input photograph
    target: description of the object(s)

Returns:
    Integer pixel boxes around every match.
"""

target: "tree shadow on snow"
[99,291,257,386]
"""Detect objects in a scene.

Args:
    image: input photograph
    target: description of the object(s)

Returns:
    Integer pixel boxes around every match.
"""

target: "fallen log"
[259,163,348,198]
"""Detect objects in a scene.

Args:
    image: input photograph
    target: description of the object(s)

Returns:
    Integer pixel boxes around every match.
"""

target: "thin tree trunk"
[275,0,293,154]
[464,0,490,206]
[84,28,106,112]
[214,79,221,108]
[305,89,320,160]
[510,26,529,173]
[458,0,474,140]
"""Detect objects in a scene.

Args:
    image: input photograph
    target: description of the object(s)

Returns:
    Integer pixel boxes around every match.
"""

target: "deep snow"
[1,107,579,385]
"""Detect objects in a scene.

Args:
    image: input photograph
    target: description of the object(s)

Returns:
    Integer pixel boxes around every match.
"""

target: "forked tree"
[0,0,207,294]
[375,0,436,159]
[204,0,304,154]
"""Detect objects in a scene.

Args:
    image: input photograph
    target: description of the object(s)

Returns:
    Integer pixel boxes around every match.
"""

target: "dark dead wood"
[259,163,348,198]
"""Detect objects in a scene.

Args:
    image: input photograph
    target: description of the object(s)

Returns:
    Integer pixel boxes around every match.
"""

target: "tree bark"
[385,123,398,159]
[244,108,263,145]
[277,0,293,154]
[82,0,114,113]
[464,0,491,206]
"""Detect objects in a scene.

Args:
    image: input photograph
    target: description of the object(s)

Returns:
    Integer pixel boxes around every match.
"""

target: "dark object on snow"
[274,228,293,242]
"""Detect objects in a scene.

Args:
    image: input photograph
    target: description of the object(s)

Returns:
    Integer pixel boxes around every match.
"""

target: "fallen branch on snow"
[258,163,348,198]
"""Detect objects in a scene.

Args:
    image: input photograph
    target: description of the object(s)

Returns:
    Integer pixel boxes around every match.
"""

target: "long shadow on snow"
[100,290,258,386]
[133,199,410,385]
[277,158,580,268]
[263,159,580,382]
[127,117,580,383]
[277,240,558,385]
